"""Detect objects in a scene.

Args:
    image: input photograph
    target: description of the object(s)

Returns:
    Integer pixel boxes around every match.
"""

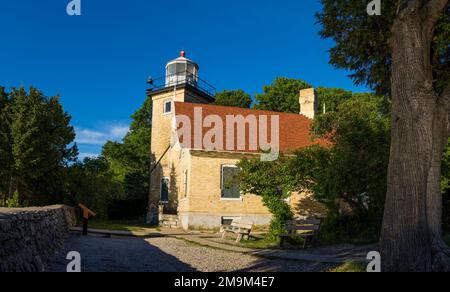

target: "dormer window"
[163,100,172,114]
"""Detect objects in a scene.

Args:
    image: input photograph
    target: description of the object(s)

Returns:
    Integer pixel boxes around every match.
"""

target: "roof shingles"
[174,102,329,154]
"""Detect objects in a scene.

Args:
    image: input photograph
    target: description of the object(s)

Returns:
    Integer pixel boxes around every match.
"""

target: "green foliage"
[315,87,353,115]
[5,191,20,208]
[432,5,450,94]
[213,90,252,108]
[302,94,390,241]
[63,98,152,219]
[253,77,355,116]
[0,86,77,205]
[442,140,450,232]
[238,92,390,243]
[0,87,12,204]
[77,219,151,232]
[238,156,293,240]
[443,140,450,193]
[0,85,152,220]
[329,262,366,273]
[316,1,449,95]
[102,98,151,205]
[63,157,122,218]
[254,77,312,113]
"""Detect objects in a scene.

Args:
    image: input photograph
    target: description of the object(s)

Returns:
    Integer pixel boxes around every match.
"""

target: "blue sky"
[0,0,369,159]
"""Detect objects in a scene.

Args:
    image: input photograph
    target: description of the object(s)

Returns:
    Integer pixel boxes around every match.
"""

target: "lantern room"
[165,51,199,87]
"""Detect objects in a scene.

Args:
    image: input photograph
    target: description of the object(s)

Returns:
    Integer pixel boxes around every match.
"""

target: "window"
[221,216,241,226]
[160,178,170,203]
[221,165,241,199]
[176,63,187,74]
[183,170,188,198]
[163,100,172,114]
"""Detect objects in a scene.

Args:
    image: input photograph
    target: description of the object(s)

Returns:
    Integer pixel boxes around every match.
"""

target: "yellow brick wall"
[149,87,211,212]
[187,151,270,215]
[149,90,183,209]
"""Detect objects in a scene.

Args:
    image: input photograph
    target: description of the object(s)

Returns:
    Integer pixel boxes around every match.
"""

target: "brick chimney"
[299,88,317,119]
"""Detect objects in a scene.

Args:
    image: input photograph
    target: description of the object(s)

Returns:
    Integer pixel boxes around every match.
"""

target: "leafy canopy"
[254,77,312,113]
[316,0,449,95]
[213,90,252,109]
[0,86,77,205]
[238,90,390,242]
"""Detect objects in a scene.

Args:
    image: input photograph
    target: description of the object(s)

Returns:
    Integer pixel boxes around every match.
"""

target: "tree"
[238,93,390,242]
[317,0,450,271]
[213,90,252,108]
[0,87,12,205]
[253,77,353,115]
[254,78,312,113]
[297,94,391,242]
[238,155,293,240]
[443,141,450,232]
[315,87,353,115]
[8,87,77,205]
[102,98,152,218]
[64,157,122,218]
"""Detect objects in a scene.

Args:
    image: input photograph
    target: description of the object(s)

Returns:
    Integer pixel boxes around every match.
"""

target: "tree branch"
[424,0,448,19]
[423,0,449,32]
[398,0,423,18]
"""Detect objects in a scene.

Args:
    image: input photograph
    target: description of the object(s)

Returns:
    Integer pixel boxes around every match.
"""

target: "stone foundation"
[179,212,271,230]
[0,205,76,272]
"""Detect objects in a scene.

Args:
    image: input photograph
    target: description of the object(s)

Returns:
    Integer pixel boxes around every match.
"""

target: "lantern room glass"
[165,62,198,87]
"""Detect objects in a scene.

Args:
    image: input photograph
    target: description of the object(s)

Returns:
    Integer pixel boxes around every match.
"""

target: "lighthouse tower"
[147,52,215,221]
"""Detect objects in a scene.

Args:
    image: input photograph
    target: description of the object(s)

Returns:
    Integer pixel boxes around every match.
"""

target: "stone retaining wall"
[0,205,76,272]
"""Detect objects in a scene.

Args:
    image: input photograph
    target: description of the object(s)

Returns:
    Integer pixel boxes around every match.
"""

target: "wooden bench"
[221,220,253,243]
[279,218,322,248]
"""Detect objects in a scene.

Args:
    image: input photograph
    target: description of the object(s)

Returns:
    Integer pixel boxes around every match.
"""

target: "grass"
[239,237,280,249]
[228,235,306,249]
[77,219,156,232]
[328,262,366,273]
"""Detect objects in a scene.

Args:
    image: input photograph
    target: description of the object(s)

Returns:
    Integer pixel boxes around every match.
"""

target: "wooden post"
[78,203,96,236]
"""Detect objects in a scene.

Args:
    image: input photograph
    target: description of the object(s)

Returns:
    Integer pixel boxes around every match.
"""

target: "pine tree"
[9,87,77,205]
[0,87,12,204]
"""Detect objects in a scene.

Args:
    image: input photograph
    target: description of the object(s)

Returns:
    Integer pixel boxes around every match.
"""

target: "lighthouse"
[147,51,215,223]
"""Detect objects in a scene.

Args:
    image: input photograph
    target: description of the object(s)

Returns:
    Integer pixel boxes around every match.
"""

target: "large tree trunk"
[380,1,450,272]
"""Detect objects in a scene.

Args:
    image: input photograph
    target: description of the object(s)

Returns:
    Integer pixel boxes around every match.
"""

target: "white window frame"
[160,177,170,203]
[163,99,173,115]
[220,165,243,201]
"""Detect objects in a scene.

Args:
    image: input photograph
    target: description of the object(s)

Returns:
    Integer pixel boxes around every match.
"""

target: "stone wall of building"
[0,205,76,272]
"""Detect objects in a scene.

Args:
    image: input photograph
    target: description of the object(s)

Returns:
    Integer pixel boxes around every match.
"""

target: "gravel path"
[46,234,335,272]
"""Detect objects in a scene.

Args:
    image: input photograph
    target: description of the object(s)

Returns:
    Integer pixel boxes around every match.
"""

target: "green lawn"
[232,236,306,249]
[328,262,366,272]
[239,237,280,249]
[78,219,157,232]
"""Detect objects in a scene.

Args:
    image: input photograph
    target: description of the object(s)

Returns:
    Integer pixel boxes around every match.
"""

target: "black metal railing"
[146,71,216,97]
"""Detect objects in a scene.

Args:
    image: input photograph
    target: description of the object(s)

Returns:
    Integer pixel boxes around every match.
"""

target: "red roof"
[174,102,329,154]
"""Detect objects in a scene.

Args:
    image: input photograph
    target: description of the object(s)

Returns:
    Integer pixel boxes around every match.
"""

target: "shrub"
[6,191,20,208]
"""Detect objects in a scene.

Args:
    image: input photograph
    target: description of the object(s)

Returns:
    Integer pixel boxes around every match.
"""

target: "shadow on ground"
[46,233,196,272]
